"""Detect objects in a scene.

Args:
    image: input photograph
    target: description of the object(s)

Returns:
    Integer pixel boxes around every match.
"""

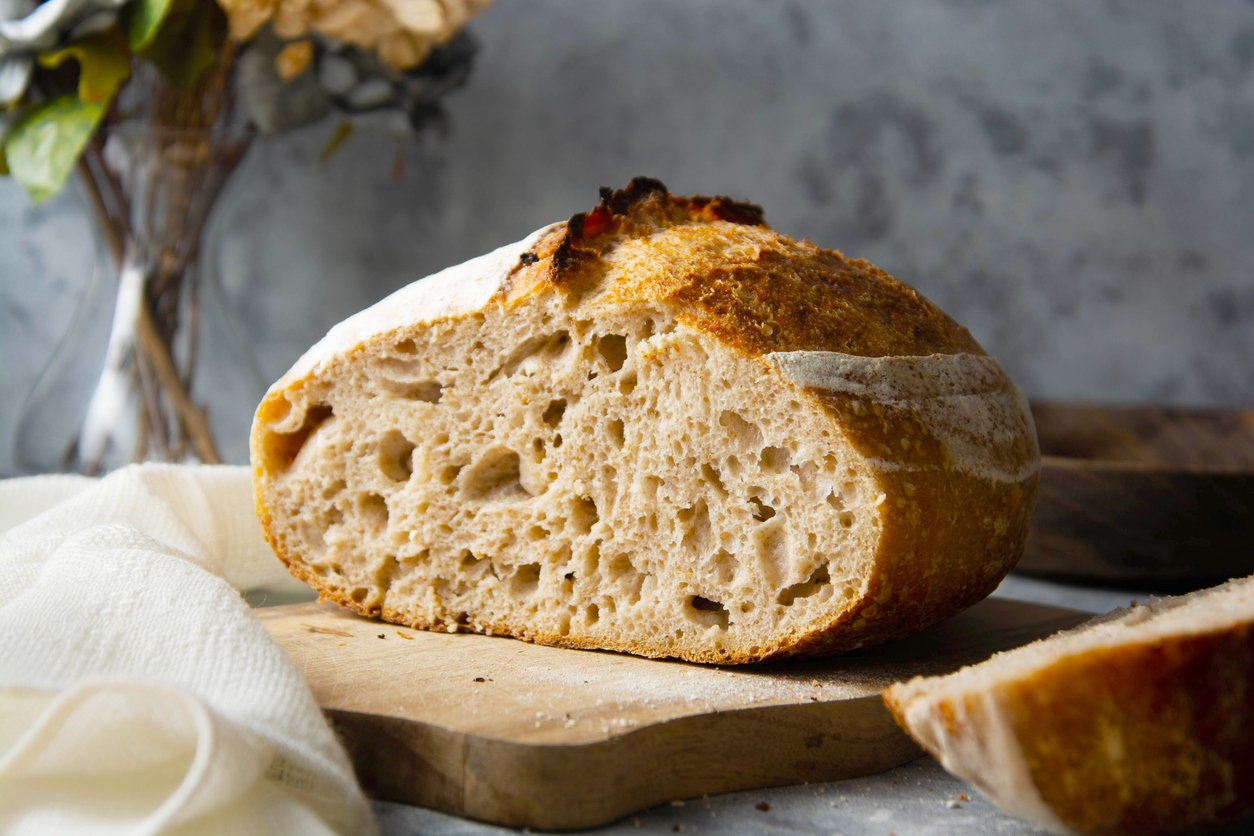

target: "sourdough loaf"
[883,575,1254,834]
[250,178,1039,663]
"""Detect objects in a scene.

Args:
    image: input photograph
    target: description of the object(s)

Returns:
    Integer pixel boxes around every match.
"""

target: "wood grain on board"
[1024,401,1254,586]
[259,597,1088,830]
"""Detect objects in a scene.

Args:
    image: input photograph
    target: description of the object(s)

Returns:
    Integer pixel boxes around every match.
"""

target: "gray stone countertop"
[366,574,1180,836]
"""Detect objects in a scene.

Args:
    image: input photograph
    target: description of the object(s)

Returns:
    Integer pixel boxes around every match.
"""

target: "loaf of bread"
[883,575,1254,834]
[250,178,1038,663]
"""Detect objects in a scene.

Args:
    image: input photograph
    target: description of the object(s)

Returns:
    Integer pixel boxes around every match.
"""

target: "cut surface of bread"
[883,575,1254,834]
[251,178,1039,663]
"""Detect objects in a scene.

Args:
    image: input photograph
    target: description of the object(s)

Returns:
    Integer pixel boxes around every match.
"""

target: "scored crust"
[251,178,1039,663]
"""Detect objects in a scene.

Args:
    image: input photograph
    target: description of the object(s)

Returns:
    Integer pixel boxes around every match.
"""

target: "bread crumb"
[945,799,962,809]
[396,631,413,640]
[755,802,770,812]
[957,793,970,802]
[376,633,385,639]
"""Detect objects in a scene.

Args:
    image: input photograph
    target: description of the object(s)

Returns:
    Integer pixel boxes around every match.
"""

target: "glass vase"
[13,120,260,475]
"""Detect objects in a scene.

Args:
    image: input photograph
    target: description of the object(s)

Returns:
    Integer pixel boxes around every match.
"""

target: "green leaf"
[125,0,177,52]
[38,33,133,104]
[4,95,107,202]
[137,0,225,90]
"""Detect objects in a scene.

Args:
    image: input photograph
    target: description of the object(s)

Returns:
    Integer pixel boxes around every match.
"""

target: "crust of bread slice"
[251,178,1039,663]
[883,575,1254,834]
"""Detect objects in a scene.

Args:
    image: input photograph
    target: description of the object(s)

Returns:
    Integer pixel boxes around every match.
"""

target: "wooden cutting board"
[258,597,1087,830]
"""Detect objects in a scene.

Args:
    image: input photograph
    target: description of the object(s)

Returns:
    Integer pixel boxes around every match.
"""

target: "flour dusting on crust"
[767,351,1039,484]
[276,224,561,389]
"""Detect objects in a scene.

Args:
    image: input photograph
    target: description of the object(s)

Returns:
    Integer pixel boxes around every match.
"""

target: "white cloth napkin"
[0,464,378,835]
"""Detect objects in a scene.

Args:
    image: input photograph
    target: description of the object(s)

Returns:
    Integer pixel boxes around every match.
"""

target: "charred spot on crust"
[552,177,767,281]
[519,251,539,265]
[567,177,765,246]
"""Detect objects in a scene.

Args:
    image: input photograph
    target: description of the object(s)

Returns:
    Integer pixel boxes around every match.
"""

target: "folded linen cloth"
[0,464,377,835]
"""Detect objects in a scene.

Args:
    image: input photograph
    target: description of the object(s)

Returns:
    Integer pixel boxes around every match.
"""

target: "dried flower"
[217,0,490,70]
[274,37,312,79]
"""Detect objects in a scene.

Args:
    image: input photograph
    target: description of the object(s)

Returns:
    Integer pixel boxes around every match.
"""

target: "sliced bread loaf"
[883,575,1254,834]
[250,178,1039,663]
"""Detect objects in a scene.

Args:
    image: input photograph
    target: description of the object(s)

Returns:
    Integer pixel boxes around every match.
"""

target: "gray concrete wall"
[4,0,1254,472]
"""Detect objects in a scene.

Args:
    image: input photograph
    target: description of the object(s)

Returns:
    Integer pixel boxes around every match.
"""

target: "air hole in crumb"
[712,549,739,584]
[749,495,776,522]
[526,525,549,541]
[586,603,600,625]
[439,463,464,485]
[378,430,416,482]
[839,511,855,528]
[642,476,662,500]
[719,411,763,448]
[581,541,602,576]
[826,492,844,511]
[595,334,628,372]
[571,495,599,534]
[380,379,443,403]
[608,555,645,603]
[349,587,368,604]
[359,492,389,533]
[608,418,625,447]
[459,550,486,571]
[511,563,541,597]
[777,564,832,606]
[701,463,727,497]
[463,448,530,501]
[619,372,638,395]
[542,399,566,427]
[371,551,396,591]
[394,338,417,354]
[679,499,711,554]
[488,331,571,381]
[263,403,333,471]
[686,595,730,630]
[759,446,790,472]
[558,613,572,636]
[553,433,564,449]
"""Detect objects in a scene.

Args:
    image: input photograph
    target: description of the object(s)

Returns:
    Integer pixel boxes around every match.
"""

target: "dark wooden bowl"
[1018,402,1254,588]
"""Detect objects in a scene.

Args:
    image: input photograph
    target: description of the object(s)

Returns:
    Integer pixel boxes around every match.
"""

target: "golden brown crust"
[883,622,1254,834]
[502,177,980,357]
[1007,627,1254,833]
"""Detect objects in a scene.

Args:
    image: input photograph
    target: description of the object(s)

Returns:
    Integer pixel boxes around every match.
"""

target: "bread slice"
[250,178,1039,663]
[883,575,1254,834]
